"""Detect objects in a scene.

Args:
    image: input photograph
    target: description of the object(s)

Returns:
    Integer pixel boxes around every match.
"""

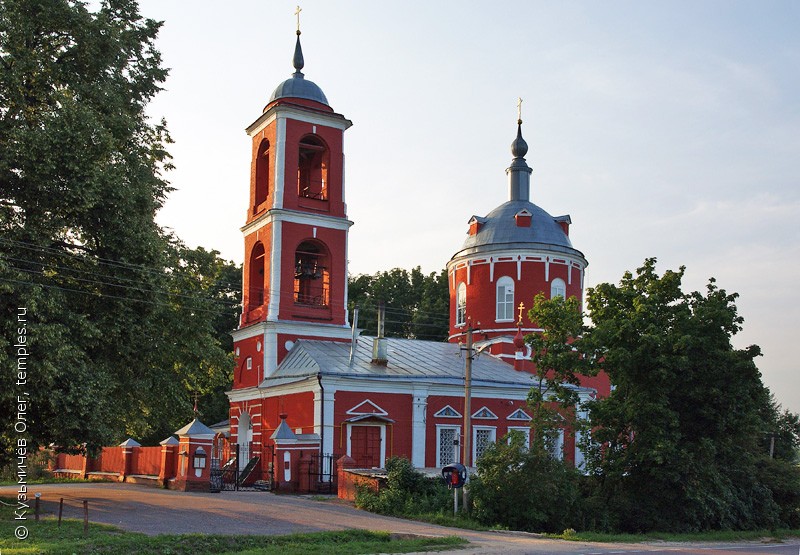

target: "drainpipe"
[317,374,324,458]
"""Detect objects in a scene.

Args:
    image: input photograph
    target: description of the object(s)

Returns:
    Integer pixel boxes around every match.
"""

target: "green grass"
[0,498,467,554]
[544,528,800,543]
[402,511,490,531]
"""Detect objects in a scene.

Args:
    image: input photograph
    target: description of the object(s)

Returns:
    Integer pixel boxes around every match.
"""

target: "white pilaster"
[267,220,282,322]
[274,116,286,209]
[411,389,428,467]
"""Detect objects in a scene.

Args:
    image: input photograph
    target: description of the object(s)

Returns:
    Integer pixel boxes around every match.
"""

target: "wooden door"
[350,425,381,468]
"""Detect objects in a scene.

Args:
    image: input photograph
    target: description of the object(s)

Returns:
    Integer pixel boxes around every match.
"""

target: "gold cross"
[517,97,523,123]
[517,302,525,325]
[295,5,302,32]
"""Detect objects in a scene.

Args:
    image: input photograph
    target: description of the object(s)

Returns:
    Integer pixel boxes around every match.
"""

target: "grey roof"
[271,419,297,441]
[268,32,329,107]
[260,336,588,393]
[118,438,141,447]
[269,74,329,106]
[174,418,216,437]
[160,436,179,446]
[451,121,586,264]
[451,200,586,262]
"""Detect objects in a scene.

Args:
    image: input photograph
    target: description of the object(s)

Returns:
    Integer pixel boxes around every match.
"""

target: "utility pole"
[462,319,473,512]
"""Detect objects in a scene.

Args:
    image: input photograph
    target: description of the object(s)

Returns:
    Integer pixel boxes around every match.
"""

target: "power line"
[0,276,235,316]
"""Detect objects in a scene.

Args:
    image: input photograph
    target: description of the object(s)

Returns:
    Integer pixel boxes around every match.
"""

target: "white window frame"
[472,426,496,463]
[456,283,466,326]
[550,278,566,299]
[495,276,515,322]
[506,426,531,449]
[436,424,461,467]
[546,428,565,461]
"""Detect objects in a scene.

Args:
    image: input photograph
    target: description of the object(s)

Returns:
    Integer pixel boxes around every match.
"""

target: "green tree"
[125,243,240,445]
[762,396,800,463]
[582,258,796,532]
[0,0,236,462]
[348,267,449,341]
[525,292,595,453]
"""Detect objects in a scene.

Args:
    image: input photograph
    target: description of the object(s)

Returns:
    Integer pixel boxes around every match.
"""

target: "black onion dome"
[511,121,528,158]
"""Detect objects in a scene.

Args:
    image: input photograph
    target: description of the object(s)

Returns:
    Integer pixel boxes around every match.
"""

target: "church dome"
[453,200,582,260]
[449,119,585,263]
[269,75,329,106]
[267,30,330,108]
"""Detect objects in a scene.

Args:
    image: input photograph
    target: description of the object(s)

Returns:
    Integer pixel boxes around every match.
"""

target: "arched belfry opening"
[248,242,266,310]
[254,139,270,211]
[294,240,330,306]
[297,135,328,200]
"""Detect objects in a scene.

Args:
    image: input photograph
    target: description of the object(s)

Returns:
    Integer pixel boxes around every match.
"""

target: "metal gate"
[211,443,272,492]
[307,453,339,494]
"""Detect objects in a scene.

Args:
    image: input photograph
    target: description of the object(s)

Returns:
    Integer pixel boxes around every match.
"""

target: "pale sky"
[140,1,800,413]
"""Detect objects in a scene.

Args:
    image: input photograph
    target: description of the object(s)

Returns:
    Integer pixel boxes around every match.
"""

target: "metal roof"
[269,75,329,106]
[268,32,330,106]
[451,200,586,262]
[450,121,586,264]
[174,418,216,437]
[260,336,588,393]
[270,419,297,441]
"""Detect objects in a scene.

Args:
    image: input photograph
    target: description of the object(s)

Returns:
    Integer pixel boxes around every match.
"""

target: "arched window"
[496,276,515,321]
[294,240,330,306]
[248,242,265,310]
[550,278,566,299]
[254,139,270,211]
[456,283,466,326]
[297,135,329,200]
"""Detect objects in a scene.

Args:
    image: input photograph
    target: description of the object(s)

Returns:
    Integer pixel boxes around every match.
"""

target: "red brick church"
[226,26,610,484]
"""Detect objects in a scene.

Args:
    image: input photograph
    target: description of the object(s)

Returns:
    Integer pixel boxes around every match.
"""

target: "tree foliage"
[348,267,449,340]
[525,293,595,453]
[470,432,583,532]
[354,456,450,516]
[582,258,797,532]
[0,0,237,462]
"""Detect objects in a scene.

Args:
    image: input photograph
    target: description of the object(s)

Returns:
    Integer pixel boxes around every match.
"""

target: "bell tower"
[232,26,353,390]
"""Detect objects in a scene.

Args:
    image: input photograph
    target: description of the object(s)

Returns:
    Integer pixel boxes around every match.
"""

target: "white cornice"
[245,111,278,137]
[319,375,547,400]
[226,386,261,402]
[241,208,353,236]
[231,320,353,342]
[228,373,595,404]
[447,249,586,274]
[246,106,352,136]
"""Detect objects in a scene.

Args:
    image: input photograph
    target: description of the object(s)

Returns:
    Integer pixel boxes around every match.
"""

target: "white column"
[411,389,428,468]
[318,388,335,456]
[574,399,590,473]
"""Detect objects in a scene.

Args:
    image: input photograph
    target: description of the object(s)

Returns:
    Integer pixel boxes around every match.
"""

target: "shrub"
[469,436,583,533]
[354,456,451,516]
